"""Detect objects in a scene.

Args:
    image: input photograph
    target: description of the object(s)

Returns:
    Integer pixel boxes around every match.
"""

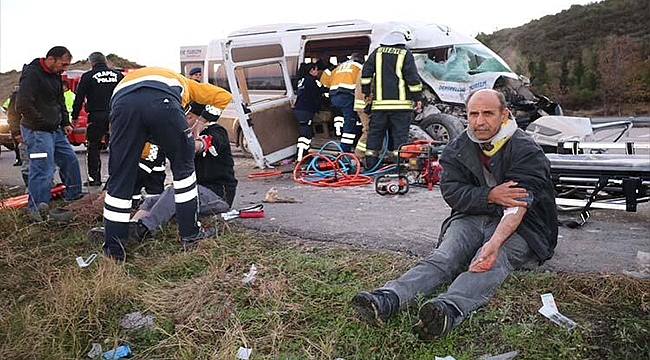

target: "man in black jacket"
[72,52,124,186]
[352,89,557,341]
[17,46,82,220]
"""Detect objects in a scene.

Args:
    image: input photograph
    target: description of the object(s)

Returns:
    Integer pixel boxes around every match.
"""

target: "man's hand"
[487,180,529,207]
[198,134,217,157]
[63,125,73,136]
[414,100,422,113]
[469,240,500,272]
[13,134,23,143]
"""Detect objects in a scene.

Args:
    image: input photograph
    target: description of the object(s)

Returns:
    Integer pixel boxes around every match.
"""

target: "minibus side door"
[222,39,297,169]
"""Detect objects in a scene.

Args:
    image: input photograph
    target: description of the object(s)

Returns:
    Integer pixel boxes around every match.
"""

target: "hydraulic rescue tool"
[375,140,445,195]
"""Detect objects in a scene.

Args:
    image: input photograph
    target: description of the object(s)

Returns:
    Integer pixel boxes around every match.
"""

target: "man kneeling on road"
[351,89,558,341]
[90,102,238,245]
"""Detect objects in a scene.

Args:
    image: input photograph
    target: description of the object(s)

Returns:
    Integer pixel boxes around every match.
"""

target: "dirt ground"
[0,145,648,275]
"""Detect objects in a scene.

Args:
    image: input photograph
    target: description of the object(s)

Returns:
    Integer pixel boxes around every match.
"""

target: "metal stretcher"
[547,145,650,227]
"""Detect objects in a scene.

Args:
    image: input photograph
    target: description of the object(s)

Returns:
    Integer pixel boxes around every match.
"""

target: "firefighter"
[293,62,327,161]
[329,53,364,153]
[361,27,423,170]
[103,67,232,261]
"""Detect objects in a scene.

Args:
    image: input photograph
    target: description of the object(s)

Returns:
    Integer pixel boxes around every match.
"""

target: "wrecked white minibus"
[181,20,562,169]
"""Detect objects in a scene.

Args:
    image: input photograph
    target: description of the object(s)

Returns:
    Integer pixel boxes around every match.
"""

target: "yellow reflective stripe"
[371,103,414,110]
[396,52,405,100]
[360,77,372,85]
[175,187,198,203]
[409,83,423,92]
[356,141,367,151]
[104,193,133,210]
[376,51,383,101]
[372,99,414,105]
[354,99,366,110]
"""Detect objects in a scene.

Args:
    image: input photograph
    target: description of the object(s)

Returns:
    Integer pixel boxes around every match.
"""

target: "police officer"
[72,52,124,186]
[104,67,232,261]
[361,27,423,170]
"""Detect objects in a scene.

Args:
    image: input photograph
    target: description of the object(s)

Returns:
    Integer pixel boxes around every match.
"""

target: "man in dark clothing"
[89,101,237,242]
[293,62,327,161]
[17,46,82,220]
[72,52,124,186]
[352,89,557,341]
[361,26,423,170]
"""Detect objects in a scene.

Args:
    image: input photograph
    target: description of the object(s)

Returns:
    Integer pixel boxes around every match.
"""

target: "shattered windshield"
[414,44,513,82]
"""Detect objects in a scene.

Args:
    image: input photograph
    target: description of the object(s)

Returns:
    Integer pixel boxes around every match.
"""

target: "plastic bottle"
[102,344,131,359]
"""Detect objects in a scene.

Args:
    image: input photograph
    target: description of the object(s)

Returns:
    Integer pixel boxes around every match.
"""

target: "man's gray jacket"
[438,129,558,263]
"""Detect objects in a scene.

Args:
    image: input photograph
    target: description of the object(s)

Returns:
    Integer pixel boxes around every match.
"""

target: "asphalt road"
[0,126,648,275]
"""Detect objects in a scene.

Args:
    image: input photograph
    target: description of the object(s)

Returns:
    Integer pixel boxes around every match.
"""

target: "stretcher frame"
[547,140,650,226]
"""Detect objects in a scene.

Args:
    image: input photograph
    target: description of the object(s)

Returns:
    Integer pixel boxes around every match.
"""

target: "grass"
[0,199,648,360]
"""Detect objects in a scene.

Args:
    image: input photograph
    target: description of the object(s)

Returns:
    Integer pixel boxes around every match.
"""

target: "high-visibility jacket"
[329,60,363,96]
[319,68,333,89]
[112,67,232,122]
[361,44,423,111]
[63,90,75,120]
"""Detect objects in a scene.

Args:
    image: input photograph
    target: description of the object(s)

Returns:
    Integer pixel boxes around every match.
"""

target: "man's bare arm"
[469,205,527,272]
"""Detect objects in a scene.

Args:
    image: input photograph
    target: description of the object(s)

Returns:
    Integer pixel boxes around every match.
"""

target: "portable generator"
[375,140,445,195]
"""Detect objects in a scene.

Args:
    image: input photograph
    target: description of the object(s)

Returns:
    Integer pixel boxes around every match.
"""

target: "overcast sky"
[1,0,600,73]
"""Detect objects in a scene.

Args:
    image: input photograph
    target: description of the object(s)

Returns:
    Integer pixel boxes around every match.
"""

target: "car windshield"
[414,44,513,82]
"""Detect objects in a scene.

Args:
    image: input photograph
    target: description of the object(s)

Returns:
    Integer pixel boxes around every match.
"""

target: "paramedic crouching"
[103,67,232,261]
[351,89,558,341]
[90,102,237,243]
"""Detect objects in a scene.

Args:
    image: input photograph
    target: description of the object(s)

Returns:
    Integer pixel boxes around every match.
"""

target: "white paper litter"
[242,264,258,285]
[538,293,577,329]
[236,346,252,359]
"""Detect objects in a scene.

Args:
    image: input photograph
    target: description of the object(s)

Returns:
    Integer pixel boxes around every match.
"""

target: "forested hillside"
[478,0,650,115]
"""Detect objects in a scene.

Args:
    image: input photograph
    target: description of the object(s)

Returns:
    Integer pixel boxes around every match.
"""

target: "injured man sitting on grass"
[89,102,238,244]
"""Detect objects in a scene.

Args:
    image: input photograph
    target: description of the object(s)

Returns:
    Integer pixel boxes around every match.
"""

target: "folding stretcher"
[547,143,650,227]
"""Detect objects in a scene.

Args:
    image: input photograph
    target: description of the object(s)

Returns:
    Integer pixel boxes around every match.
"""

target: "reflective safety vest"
[329,60,363,96]
[63,90,75,119]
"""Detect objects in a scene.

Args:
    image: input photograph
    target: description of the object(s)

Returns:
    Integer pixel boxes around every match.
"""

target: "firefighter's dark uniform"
[104,67,231,259]
[71,62,124,185]
[361,30,423,169]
